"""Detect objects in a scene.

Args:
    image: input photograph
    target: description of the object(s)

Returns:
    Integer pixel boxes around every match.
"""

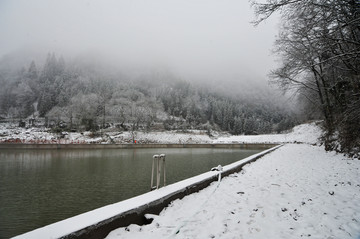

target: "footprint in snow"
[246,219,255,225]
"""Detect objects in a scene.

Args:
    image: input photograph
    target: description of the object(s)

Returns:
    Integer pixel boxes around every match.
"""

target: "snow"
[0,124,214,144]
[214,122,323,145]
[0,122,321,145]
[103,122,360,239]
[132,131,213,144]
[106,144,360,239]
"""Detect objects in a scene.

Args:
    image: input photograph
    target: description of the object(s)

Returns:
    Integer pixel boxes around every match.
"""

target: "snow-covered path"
[106,144,360,239]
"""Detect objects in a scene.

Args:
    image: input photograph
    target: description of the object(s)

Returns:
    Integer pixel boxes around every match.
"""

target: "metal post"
[151,156,153,189]
[157,156,160,189]
[163,159,166,186]
[151,154,166,190]
[160,154,166,186]
[151,155,159,190]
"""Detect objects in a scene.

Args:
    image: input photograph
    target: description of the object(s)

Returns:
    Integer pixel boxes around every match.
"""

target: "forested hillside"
[0,53,295,135]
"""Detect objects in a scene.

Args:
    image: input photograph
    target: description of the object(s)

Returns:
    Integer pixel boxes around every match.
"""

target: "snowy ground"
[106,144,360,239]
[213,122,322,145]
[0,123,215,144]
[0,121,321,145]
[103,122,360,239]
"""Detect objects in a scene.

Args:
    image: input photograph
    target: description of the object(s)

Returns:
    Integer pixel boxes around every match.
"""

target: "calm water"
[0,147,262,238]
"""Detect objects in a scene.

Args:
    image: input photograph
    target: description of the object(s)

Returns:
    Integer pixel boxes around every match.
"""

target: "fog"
[0,0,300,142]
[0,0,278,86]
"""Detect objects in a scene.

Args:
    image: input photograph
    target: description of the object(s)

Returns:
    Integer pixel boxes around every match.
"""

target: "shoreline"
[0,143,278,150]
[105,144,360,239]
[13,145,282,239]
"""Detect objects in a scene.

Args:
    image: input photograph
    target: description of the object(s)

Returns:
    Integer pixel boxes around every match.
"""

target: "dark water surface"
[0,147,262,238]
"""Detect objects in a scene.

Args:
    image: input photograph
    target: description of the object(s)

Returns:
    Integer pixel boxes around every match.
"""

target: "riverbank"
[0,121,321,145]
[102,122,360,239]
[106,143,360,239]
[5,121,360,238]
[0,143,277,150]
[11,146,280,239]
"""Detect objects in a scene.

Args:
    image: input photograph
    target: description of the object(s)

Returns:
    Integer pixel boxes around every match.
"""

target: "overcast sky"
[0,0,279,83]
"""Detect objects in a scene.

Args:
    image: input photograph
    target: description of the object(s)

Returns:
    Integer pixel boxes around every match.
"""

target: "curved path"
[106,144,360,239]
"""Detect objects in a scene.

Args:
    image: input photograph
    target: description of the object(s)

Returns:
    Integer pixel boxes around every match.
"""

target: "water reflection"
[0,147,262,238]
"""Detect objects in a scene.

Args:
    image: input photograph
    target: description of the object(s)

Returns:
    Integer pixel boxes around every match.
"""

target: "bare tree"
[252,0,360,154]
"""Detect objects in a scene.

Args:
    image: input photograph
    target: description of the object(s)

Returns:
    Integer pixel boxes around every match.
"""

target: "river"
[0,147,263,238]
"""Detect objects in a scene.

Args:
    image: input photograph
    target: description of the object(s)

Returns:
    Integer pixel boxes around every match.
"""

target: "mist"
[0,0,279,87]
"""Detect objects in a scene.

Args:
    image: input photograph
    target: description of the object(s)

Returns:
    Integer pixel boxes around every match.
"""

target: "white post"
[163,159,166,186]
[160,154,166,186]
[151,154,166,190]
[151,155,159,190]
[157,156,161,189]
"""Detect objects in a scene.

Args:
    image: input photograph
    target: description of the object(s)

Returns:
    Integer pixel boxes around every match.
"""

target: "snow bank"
[0,122,322,145]
[214,121,323,145]
[132,131,213,144]
[0,123,214,144]
[106,144,360,239]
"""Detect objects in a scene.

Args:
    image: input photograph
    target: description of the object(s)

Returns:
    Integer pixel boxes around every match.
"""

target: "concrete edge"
[13,144,282,239]
[62,144,283,239]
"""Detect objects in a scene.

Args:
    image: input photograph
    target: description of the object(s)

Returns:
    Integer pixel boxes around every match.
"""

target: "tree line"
[0,53,296,135]
[252,0,360,156]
